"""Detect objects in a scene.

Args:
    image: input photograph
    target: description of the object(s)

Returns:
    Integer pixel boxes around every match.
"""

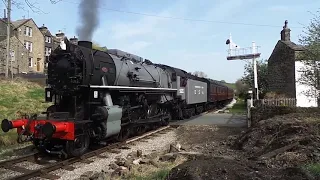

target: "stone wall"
[267,41,296,98]
[250,106,320,127]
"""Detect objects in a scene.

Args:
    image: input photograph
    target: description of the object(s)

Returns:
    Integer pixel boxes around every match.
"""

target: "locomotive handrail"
[89,85,177,91]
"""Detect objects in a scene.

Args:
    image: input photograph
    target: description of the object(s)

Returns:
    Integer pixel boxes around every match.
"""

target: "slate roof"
[0,18,15,28]
[11,18,32,29]
[39,24,53,37]
[279,40,305,51]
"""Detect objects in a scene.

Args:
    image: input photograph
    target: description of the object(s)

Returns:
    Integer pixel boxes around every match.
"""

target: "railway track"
[0,125,176,180]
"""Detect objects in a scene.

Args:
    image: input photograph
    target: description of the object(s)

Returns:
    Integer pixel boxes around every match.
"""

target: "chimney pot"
[280,20,290,41]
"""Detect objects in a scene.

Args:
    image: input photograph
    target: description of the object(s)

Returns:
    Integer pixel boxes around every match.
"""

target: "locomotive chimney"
[78,41,92,49]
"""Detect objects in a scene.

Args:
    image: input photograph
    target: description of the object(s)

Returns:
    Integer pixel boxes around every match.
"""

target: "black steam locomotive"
[1,38,234,158]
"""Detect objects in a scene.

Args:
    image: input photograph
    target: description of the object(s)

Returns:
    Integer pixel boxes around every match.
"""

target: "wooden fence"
[246,98,296,128]
[254,98,297,107]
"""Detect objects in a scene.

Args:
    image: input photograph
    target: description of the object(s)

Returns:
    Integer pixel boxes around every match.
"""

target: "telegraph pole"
[5,0,11,78]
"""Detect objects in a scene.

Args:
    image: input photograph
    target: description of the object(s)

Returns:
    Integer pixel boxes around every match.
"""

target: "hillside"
[0,78,51,147]
[223,82,236,89]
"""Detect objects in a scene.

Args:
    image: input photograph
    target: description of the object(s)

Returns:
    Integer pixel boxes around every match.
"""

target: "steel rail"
[3,125,174,180]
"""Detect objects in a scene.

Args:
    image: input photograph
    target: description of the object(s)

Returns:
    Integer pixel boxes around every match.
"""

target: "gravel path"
[0,129,177,180]
[50,130,177,180]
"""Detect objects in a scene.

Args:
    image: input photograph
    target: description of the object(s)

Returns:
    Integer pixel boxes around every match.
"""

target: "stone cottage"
[0,18,29,75]
[11,18,45,73]
[267,20,317,107]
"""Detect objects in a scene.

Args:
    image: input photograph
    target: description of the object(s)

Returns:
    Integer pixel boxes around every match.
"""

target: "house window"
[28,57,33,67]
[24,41,33,52]
[45,47,52,56]
[10,50,14,61]
[24,26,32,37]
[45,56,50,63]
[45,36,51,43]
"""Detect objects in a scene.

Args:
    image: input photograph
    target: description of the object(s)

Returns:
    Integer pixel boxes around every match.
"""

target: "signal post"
[226,33,261,102]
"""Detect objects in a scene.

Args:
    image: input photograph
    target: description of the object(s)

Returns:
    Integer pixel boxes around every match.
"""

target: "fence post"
[247,99,251,128]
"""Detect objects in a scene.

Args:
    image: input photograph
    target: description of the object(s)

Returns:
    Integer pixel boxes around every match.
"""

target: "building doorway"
[37,58,41,72]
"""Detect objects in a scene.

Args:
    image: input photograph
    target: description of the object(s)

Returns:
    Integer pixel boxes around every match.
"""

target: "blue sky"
[1,0,319,83]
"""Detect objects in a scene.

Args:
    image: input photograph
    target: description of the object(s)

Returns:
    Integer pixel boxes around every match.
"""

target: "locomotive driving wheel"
[135,125,147,136]
[65,133,90,157]
[116,127,131,142]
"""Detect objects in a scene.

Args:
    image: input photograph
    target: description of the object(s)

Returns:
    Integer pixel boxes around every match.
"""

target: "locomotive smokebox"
[78,41,92,49]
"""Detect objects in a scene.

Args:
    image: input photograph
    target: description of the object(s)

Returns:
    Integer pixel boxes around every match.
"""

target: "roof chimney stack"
[56,30,65,37]
[281,20,291,41]
[70,36,78,45]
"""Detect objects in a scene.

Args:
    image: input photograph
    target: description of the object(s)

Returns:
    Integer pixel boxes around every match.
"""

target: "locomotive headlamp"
[93,91,98,98]
[45,88,52,102]
[1,119,12,132]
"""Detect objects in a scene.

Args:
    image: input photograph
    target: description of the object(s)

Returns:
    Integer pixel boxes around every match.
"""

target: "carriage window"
[172,73,177,81]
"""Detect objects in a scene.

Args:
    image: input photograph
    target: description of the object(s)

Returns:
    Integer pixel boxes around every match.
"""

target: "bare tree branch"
[9,0,62,15]
[24,0,48,14]
[49,0,62,4]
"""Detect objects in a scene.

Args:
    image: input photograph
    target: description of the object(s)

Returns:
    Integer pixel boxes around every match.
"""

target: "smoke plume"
[76,0,100,41]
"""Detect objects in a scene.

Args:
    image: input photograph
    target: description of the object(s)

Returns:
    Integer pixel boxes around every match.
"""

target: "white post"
[228,33,232,56]
[10,50,14,79]
[252,41,259,100]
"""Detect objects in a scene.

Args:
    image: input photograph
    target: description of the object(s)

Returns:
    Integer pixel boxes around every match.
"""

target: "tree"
[297,10,320,98]
[92,42,108,51]
[235,79,249,99]
[241,59,268,98]
[193,71,207,78]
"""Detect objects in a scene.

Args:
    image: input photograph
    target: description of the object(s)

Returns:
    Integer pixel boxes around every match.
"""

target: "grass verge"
[303,163,320,177]
[228,99,247,114]
[0,78,51,150]
[123,156,187,180]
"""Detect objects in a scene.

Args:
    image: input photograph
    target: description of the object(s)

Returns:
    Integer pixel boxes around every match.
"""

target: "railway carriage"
[1,38,234,158]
